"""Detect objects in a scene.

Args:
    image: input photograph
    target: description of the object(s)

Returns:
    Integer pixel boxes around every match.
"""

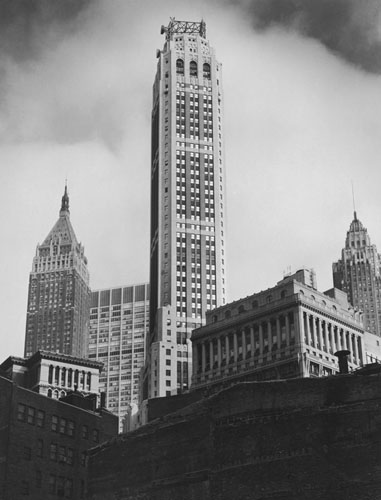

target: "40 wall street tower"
[24,187,91,358]
[143,19,227,399]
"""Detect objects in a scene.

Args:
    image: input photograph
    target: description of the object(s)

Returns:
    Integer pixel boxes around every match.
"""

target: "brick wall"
[88,374,381,500]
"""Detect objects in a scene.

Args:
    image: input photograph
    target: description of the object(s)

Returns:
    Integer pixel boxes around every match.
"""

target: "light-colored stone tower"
[143,19,227,399]
[333,212,381,336]
[24,186,90,358]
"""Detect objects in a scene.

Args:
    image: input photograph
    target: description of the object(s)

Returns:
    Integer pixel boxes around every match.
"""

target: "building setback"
[192,269,364,390]
[24,186,90,358]
[0,375,118,500]
[144,19,227,400]
[88,284,149,432]
[333,211,381,336]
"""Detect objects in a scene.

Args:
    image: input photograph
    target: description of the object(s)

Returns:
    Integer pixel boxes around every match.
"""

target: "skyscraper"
[333,211,381,336]
[143,19,227,399]
[24,186,90,358]
[88,284,149,432]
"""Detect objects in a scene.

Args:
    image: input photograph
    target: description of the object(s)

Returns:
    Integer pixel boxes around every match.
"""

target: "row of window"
[176,59,210,78]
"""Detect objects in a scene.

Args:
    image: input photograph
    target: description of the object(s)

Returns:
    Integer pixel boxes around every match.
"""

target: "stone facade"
[192,270,364,390]
[87,374,381,500]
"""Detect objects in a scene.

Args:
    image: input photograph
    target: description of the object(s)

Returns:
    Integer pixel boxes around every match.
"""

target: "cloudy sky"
[1,0,381,359]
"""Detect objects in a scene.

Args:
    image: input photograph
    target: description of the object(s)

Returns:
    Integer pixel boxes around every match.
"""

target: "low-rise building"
[191,269,365,390]
[0,350,102,400]
[0,374,118,500]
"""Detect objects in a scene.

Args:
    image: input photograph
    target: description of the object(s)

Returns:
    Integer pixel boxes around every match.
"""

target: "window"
[64,478,73,498]
[81,424,89,440]
[81,451,87,467]
[50,442,58,461]
[37,438,43,458]
[67,448,74,466]
[27,407,35,425]
[92,429,99,443]
[67,420,75,437]
[36,410,45,428]
[17,403,26,422]
[58,446,66,463]
[49,475,56,494]
[59,417,67,434]
[203,63,211,79]
[190,61,198,77]
[51,415,59,432]
[176,58,184,75]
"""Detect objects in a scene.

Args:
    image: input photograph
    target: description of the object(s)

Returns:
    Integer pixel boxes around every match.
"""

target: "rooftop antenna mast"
[351,180,357,220]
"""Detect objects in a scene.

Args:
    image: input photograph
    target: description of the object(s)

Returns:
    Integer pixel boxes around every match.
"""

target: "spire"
[60,182,70,216]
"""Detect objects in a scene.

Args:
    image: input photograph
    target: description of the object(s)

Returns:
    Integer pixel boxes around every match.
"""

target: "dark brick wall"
[88,374,381,500]
[0,376,118,500]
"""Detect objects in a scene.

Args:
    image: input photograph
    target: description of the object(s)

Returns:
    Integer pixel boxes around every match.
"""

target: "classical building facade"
[144,19,227,399]
[333,211,381,336]
[24,186,90,358]
[88,284,149,432]
[191,269,365,390]
[0,350,102,400]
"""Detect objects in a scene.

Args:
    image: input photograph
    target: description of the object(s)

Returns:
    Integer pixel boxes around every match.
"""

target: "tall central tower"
[143,19,227,399]
[24,186,90,358]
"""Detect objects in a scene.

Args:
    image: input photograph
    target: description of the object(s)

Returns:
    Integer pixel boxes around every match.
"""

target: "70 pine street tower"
[143,19,227,399]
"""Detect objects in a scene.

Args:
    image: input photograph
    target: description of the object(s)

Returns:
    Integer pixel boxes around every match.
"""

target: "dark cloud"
[0,0,91,61]
[230,0,381,73]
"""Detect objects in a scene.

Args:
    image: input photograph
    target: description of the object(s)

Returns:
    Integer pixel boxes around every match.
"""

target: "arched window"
[238,305,245,314]
[252,300,259,309]
[87,372,91,391]
[224,310,231,319]
[280,290,287,299]
[212,315,218,323]
[190,61,198,77]
[61,367,66,387]
[74,369,79,388]
[47,388,52,398]
[54,366,60,385]
[53,389,59,400]
[266,295,272,303]
[203,63,211,79]
[81,371,85,390]
[48,365,54,384]
[60,390,66,399]
[176,59,184,75]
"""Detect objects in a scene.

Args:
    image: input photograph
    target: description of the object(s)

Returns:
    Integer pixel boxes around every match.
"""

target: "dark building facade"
[0,375,118,500]
[333,211,381,336]
[24,186,91,358]
[144,19,227,400]
[87,374,381,500]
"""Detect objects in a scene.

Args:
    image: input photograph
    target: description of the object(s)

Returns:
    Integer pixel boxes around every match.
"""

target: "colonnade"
[302,311,362,365]
[48,364,92,391]
[194,311,296,375]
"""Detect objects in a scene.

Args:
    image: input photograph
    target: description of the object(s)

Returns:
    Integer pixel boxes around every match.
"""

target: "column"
[242,329,247,360]
[285,314,290,347]
[353,333,359,365]
[305,312,311,346]
[276,317,281,348]
[217,337,222,368]
[296,309,303,345]
[250,326,255,357]
[225,336,229,365]
[209,341,214,371]
[201,342,206,374]
[336,326,342,351]
[318,319,324,352]
[330,323,336,354]
[193,344,199,373]
[311,315,317,349]
[267,321,272,352]
[259,324,264,355]
[323,321,329,352]
[233,332,238,363]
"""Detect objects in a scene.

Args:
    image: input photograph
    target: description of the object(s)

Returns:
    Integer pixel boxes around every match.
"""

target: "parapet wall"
[88,374,381,500]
